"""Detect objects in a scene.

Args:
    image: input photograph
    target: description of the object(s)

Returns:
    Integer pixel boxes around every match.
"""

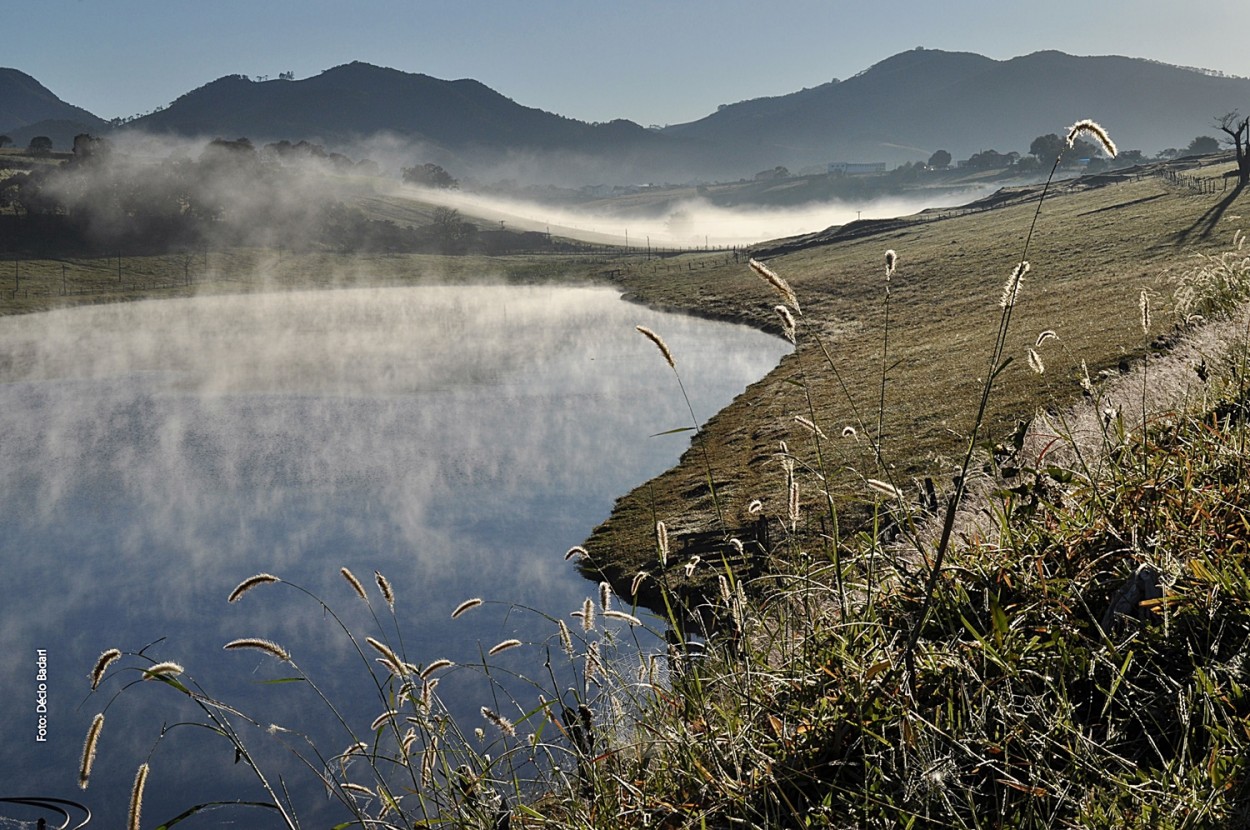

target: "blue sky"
[9,1,1250,127]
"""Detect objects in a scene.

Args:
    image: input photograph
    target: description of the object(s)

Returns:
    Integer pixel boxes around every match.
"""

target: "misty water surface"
[0,284,786,827]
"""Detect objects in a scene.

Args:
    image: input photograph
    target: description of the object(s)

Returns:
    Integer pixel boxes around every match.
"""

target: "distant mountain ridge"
[0,68,107,147]
[133,62,660,151]
[662,49,1250,170]
[4,50,1250,183]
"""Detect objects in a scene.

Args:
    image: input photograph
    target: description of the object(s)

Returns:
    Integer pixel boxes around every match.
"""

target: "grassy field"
[582,158,1250,601]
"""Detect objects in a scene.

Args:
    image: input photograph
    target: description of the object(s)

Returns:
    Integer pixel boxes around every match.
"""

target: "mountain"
[0,68,108,148]
[6,51,1250,184]
[662,48,1250,171]
[126,62,686,183]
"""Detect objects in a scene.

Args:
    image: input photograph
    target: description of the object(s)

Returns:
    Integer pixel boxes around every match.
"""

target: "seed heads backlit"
[227,573,280,603]
[90,648,121,690]
[749,258,800,313]
[1027,348,1045,375]
[775,304,797,343]
[1066,119,1117,158]
[635,325,675,369]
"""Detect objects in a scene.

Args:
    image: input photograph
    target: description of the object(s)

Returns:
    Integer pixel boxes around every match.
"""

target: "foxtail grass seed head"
[143,661,184,680]
[794,415,827,439]
[90,648,121,690]
[788,479,800,530]
[599,581,612,612]
[419,658,453,680]
[1027,348,1045,375]
[342,782,376,798]
[635,325,675,369]
[223,638,291,662]
[581,597,596,632]
[419,678,440,711]
[488,639,523,656]
[1066,118,1117,157]
[1139,288,1151,335]
[451,597,483,619]
[564,545,589,561]
[630,571,648,596]
[747,499,763,515]
[867,478,904,500]
[604,610,642,626]
[749,258,800,313]
[370,710,399,732]
[374,571,395,608]
[586,641,602,686]
[1080,360,1095,394]
[366,637,403,670]
[729,537,744,555]
[481,706,516,738]
[557,619,574,655]
[999,261,1030,309]
[656,520,669,567]
[1035,329,1058,347]
[420,745,437,789]
[340,567,367,601]
[719,575,732,604]
[128,763,149,830]
[885,249,897,279]
[774,304,797,344]
[684,555,701,577]
[227,572,280,603]
[842,425,857,438]
[78,713,104,789]
[340,740,367,760]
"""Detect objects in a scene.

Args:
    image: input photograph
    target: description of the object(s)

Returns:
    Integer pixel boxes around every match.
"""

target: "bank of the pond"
[581,161,1250,612]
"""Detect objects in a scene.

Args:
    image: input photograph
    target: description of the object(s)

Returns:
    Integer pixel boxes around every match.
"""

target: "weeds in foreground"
[77,126,1250,827]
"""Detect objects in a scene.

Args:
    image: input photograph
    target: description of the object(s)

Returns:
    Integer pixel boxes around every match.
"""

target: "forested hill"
[661,48,1250,170]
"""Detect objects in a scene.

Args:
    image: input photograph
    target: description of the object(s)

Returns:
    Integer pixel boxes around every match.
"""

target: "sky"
[7,0,1250,128]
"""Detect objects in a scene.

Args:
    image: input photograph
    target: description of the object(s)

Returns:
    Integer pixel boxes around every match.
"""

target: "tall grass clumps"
[77,123,1250,827]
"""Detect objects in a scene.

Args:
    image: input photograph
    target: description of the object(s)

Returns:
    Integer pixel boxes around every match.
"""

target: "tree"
[0,135,11,149]
[963,149,1011,170]
[429,206,475,253]
[72,133,109,164]
[928,149,951,169]
[28,136,53,155]
[402,163,458,189]
[1029,133,1065,168]
[1185,135,1221,156]
[1215,112,1250,186]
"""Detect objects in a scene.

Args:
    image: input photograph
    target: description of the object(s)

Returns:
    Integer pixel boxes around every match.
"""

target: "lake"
[0,284,786,827]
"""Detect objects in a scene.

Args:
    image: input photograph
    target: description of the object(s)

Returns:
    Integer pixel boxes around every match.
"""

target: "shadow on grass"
[1173,182,1245,245]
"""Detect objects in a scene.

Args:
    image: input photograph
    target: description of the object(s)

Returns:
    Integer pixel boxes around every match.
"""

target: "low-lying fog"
[0,283,788,826]
[397,184,992,248]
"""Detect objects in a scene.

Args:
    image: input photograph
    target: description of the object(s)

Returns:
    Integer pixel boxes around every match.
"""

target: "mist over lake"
[0,284,787,827]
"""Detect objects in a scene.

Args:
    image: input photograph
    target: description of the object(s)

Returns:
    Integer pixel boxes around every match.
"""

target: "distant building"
[828,162,887,175]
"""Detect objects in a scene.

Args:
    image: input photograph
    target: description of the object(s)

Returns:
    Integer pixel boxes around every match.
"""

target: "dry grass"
[585,160,1250,599]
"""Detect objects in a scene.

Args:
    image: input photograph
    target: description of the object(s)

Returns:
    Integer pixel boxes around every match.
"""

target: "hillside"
[5,50,1250,184]
[0,68,107,148]
[125,62,689,183]
[663,48,1250,170]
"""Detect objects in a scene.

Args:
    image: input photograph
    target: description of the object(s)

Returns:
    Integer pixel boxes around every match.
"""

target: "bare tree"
[1216,111,1250,186]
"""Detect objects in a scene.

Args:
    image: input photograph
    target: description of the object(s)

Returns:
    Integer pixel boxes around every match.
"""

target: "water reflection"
[0,284,786,826]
